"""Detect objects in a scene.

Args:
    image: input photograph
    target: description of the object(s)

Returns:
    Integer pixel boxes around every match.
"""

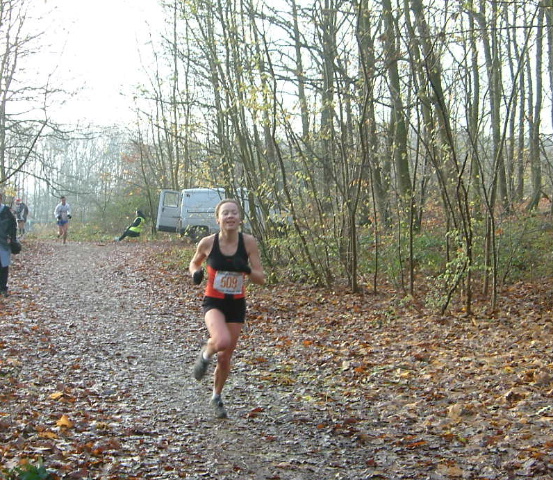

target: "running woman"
[189,198,265,418]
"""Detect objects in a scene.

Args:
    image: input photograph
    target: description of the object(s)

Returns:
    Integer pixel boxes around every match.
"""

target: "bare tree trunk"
[409,0,474,314]
[466,0,483,217]
[545,0,553,211]
[382,0,412,204]
[527,3,544,211]
[319,0,337,206]
[356,0,387,292]
[291,0,310,140]
[473,0,509,212]
[547,0,553,156]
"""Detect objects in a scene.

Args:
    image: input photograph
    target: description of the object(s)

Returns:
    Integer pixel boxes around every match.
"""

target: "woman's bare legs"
[197,309,243,417]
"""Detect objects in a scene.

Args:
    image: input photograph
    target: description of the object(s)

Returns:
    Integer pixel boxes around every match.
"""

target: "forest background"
[2,0,553,315]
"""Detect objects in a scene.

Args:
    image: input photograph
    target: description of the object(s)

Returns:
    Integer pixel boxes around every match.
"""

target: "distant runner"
[14,198,29,236]
[54,196,72,244]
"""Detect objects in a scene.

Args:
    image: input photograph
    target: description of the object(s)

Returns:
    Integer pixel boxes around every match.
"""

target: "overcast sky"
[31,0,165,126]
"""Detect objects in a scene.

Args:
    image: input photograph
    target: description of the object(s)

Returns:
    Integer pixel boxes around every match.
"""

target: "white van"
[156,188,251,239]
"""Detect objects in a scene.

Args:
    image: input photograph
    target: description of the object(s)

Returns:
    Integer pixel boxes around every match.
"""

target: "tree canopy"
[3,0,553,312]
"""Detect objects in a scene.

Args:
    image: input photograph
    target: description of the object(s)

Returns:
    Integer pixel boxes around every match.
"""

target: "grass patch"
[1,461,54,480]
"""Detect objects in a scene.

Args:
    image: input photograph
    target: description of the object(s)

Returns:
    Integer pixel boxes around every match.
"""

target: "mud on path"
[1,241,374,480]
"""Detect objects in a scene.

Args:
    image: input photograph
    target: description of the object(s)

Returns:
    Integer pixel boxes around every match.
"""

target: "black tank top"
[205,233,248,299]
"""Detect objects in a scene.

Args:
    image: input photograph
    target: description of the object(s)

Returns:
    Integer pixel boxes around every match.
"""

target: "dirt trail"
[5,240,553,479]
[2,240,373,479]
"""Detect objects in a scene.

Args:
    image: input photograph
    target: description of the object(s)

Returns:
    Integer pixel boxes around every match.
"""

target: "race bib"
[213,271,244,295]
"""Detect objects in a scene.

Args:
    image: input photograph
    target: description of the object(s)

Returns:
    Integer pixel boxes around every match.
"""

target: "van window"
[164,192,179,208]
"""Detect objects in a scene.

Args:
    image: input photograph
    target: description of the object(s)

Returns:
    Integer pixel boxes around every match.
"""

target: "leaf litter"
[0,240,552,479]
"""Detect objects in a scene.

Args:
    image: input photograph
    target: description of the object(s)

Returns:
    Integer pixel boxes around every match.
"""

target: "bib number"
[214,271,244,295]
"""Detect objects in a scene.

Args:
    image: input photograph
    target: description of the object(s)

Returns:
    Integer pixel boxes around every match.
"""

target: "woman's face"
[217,202,241,230]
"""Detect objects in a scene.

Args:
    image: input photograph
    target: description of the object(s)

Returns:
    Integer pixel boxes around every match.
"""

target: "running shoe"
[210,397,228,419]
[193,347,210,381]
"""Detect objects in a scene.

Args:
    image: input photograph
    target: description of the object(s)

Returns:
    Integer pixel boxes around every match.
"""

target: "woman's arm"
[189,235,213,275]
[245,235,265,286]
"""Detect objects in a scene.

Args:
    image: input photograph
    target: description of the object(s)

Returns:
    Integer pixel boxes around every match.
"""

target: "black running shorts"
[202,296,247,323]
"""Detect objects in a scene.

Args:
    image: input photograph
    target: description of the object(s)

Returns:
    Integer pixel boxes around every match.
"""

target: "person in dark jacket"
[14,198,29,236]
[117,210,146,242]
[0,193,18,297]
